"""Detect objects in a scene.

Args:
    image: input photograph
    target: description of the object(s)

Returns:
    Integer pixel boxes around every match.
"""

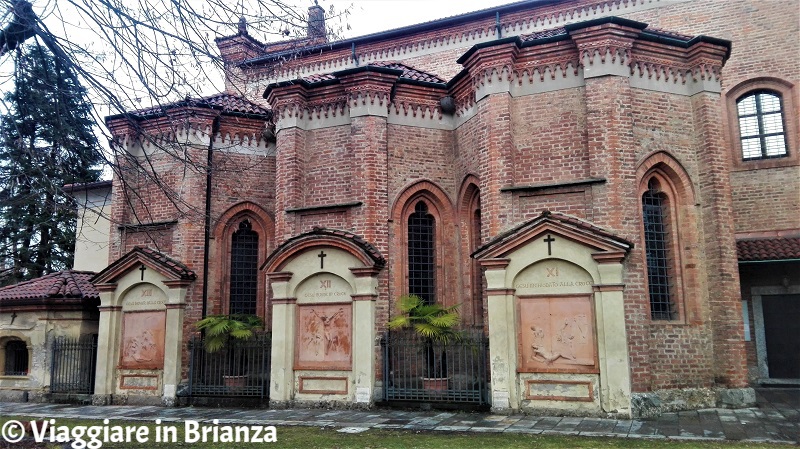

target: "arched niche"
[295,272,354,304]
[513,259,595,296]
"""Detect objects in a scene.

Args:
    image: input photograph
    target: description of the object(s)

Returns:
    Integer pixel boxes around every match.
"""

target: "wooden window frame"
[726,78,798,171]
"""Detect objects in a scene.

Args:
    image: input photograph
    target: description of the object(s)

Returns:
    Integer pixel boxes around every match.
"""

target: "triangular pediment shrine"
[472,211,633,262]
[92,246,197,286]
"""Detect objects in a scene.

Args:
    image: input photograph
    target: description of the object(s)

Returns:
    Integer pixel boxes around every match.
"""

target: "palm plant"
[388,294,462,343]
[194,314,264,353]
[388,295,462,380]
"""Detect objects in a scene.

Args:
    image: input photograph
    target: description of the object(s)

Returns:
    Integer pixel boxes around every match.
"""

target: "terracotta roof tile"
[134,247,197,280]
[122,93,270,119]
[474,210,633,257]
[0,270,99,302]
[265,227,385,269]
[737,237,800,262]
[370,61,446,84]
[645,27,695,41]
[521,27,567,41]
[302,61,445,85]
[303,72,336,83]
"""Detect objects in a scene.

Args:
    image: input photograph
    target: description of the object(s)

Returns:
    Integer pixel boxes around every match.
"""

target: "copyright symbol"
[1,420,25,443]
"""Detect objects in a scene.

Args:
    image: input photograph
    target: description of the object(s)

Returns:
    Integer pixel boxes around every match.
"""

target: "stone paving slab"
[0,388,797,444]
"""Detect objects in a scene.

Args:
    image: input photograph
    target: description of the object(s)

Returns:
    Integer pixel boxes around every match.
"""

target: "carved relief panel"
[517,295,598,373]
[295,303,352,370]
[294,273,353,371]
[119,283,167,370]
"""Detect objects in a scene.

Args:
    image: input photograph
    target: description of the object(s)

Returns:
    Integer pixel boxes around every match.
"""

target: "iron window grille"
[230,220,258,315]
[737,90,789,160]
[408,201,436,305]
[642,179,677,320]
[4,340,28,376]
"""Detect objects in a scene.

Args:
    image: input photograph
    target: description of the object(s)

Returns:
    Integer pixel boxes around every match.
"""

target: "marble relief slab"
[120,311,166,369]
[517,295,598,373]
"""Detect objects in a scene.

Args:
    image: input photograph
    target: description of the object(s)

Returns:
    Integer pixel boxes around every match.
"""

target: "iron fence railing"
[381,330,489,404]
[50,335,98,394]
[187,333,271,399]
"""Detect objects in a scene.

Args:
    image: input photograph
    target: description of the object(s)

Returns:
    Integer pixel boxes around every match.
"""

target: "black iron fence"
[50,335,98,394]
[187,333,271,399]
[381,330,489,405]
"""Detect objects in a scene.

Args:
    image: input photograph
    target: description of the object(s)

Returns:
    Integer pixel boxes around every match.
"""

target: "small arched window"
[229,220,258,315]
[3,340,28,376]
[408,201,436,305]
[642,178,677,320]
[736,90,789,160]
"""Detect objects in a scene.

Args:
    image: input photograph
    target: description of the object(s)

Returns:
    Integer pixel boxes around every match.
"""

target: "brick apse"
[14,0,791,417]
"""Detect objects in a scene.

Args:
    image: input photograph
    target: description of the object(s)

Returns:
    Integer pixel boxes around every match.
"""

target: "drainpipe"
[495,12,502,39]
[201,116,221,318]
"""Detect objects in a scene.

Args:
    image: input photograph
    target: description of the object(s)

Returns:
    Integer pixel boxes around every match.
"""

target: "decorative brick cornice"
[242,0,684,87]
[567,19,644,68]
[460,40,519,90]
[685,40,729,83]
[343,83,393,110]
[306,96,349,120]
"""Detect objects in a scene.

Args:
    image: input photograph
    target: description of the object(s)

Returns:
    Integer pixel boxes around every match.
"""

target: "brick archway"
[210,202,275,320]
[390,180,457,309]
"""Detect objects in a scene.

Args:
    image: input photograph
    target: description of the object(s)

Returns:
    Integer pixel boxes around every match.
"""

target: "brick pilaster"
[692,92,748,388]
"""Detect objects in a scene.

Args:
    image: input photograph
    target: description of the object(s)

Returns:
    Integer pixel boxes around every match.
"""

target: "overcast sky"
[323,0,518,39]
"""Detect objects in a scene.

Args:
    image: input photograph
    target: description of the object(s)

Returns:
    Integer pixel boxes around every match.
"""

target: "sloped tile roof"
[473,210,633,258]
[117,93,270,120]
[645,27,695,41]
[302,61,446,85]
[520,25,695,43]
[133,247,197,280]
[370,61,446,84]
[737,237,800,262]
[521,27,567,41]
[264,226,386,270]
[302,72,336,83]
[312,227,386,266]
[91,246,197,285]
[0,270,99,302]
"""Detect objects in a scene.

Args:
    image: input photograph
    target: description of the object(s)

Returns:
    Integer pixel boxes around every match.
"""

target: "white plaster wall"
[72,186,112,273]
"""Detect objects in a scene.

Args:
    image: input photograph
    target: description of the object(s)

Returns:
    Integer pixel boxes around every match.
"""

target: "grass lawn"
[0,416,794,449]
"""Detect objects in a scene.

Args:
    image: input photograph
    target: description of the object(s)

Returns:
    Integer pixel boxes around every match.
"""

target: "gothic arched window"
[408,201,436,305]
[642,178,677,320]
[229,220,258,315]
